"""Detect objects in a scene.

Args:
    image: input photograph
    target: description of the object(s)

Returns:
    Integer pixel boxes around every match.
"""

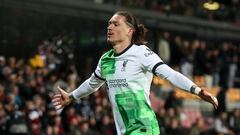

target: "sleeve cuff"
[190,85,201,95]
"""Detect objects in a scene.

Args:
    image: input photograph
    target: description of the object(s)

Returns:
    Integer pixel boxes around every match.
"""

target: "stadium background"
[0,0,239,135]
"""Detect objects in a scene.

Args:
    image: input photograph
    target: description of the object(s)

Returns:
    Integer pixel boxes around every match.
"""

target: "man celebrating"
[52,11,218,135]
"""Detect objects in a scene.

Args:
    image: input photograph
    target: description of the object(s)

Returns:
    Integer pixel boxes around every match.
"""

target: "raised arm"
[139,45,218,109]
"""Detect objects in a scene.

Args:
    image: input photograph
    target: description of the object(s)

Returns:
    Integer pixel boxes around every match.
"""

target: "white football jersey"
[94,44,161,135]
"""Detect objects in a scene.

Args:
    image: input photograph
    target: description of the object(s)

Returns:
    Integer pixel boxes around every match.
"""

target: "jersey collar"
[114,44,133,57]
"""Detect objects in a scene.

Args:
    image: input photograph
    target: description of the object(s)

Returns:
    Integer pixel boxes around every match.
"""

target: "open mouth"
[107,33,113,37]
[107,31,113,37]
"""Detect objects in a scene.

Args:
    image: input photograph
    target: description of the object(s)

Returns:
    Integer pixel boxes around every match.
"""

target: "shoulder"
[132,44,149,50]
[132,44,151,52]
[132,44,154,57]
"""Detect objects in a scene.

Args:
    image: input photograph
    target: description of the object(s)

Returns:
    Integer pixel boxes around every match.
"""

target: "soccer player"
[52,11,218,135]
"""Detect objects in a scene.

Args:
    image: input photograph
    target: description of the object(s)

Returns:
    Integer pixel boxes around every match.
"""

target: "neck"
[112,40,131,54]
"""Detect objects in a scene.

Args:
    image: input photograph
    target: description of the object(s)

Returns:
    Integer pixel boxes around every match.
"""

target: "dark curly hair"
[115,11,148,45]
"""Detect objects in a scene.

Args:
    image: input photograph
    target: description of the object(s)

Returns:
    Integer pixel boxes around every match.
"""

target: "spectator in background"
[229,109,240,134]
[236,44,240,87]
[0,84,9,104]
[193,40,207,77]
[214,87,227,116]
[0,56,6,81]
[169,35,183,68]
[0,102,8,134]
[78,97,94,119]
[7,56,17,73]
[164,90,182,110]
[219,42,232,89]
[66,107,83,135]
[157,31,171,64]
[88,117,101,134]
[9,85,23,109]
[46,115,64,135]
[156,107,167,135]
[205,49,220,87]
[79,120,97,135]
[228,43,238,88]
[165,117,186,135]
[180,39,193,80]
[189,118,206,135]
[164,107,176,127]
[214,111,231,135]
[6,104,29,135]
[45,72,59,94]
[100,114,116,135]
[45,46,60,72]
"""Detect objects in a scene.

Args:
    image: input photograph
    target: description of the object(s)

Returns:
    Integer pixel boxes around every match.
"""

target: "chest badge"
[121,60,128,72]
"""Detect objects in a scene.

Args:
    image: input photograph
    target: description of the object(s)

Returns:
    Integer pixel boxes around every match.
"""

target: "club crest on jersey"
[144,48,153,57]
[121,60,128,71]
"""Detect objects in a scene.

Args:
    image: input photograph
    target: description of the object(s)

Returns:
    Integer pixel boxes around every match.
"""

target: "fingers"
[212,96,218,109]
[51,94,64,114]
[56,105,64,110]
[51,86,70,114]
[57,86,63,90]
[199,89,218,109]
[55,105,64,114]
[208,95,218,109]
[57,86,66,93]
[52,94,62,103]
[52,94,61,100]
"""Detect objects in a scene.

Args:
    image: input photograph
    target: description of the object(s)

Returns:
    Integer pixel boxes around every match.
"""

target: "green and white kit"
[71,44,195,135]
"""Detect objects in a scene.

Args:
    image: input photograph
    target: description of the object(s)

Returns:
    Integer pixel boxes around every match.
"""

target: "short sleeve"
[138,46,164,75]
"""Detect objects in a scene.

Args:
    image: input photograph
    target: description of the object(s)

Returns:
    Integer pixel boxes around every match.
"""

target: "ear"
[128,28,134,35]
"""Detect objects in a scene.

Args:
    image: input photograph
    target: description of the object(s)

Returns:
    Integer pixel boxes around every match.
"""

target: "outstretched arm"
[155,64,218,109]
[51,73,105,113]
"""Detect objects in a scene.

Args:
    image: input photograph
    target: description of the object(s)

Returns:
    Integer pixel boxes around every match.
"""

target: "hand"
[51,86,71,114]
[198,88,218,109]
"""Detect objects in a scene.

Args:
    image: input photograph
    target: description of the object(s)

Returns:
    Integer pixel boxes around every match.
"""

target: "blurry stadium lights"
[203,1,220,10]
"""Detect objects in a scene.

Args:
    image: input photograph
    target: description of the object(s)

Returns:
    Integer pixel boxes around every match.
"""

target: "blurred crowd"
[91,0,240,25]
[156,32,240,89]
[154,104,240,135]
